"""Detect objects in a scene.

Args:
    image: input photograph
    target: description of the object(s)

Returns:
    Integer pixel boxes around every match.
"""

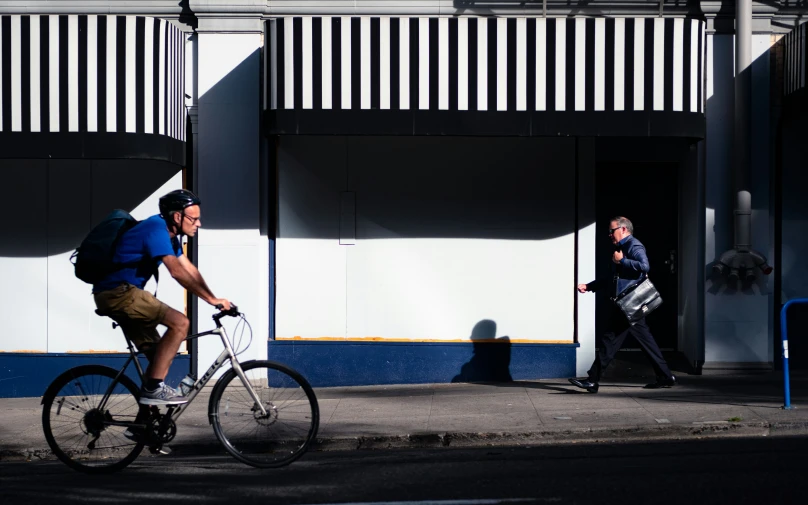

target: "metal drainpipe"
[734,0,752,256]
[713,0,773,281]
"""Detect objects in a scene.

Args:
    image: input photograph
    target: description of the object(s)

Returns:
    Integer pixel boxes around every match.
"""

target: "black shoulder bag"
[611,276,663,325]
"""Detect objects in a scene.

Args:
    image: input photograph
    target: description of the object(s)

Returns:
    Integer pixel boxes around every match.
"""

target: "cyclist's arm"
[177,254,214,293]
[162,255,230,310]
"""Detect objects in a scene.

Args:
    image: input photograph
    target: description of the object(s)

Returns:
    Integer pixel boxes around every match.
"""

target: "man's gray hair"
[612,216,634,234]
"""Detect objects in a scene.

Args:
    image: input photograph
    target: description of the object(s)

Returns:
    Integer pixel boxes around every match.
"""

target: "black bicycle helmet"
[159,189,201,217]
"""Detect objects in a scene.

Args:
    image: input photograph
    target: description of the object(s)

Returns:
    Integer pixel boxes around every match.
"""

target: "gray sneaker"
[139,382,189,405]
[123,428,143,443]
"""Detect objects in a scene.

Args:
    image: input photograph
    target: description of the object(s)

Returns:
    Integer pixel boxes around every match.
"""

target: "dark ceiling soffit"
[265,109,706,139]
[0,132,186,166]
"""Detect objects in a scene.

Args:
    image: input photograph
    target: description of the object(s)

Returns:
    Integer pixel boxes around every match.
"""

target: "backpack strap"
[153,263,159,298]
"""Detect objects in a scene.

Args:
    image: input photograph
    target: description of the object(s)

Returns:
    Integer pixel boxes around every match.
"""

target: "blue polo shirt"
[93,214,183,293]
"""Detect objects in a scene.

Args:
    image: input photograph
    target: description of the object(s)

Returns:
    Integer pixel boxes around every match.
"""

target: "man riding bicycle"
[93,189,231,405]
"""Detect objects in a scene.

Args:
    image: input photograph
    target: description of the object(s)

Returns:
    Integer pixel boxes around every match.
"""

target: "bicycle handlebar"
[213,304,241,319]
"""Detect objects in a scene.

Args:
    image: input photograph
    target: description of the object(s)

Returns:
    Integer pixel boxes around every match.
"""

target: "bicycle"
[41,305,319,473]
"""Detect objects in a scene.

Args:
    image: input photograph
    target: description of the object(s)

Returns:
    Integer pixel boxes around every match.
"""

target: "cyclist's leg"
[96,286,188,404]
[137,342,157,363]
[118,323,160,373]
[125,292,189,405]
[95,284,159,376]
[148,307,189,380]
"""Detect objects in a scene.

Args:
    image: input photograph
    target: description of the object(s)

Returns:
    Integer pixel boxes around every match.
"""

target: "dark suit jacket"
[585,235,650,298]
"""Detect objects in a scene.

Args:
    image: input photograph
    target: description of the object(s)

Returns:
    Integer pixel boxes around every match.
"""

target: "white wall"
[0,159,183,353]
[703,33,774,367]
[196,32,268,369]
[0,161,49,353]
[277,136,577,343]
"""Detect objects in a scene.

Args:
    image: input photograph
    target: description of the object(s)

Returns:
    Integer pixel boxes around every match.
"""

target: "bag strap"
[153,264,159,298]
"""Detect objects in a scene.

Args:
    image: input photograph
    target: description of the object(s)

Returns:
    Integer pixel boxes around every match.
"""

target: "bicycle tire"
[41,365,145,473]
[209,360,319,468]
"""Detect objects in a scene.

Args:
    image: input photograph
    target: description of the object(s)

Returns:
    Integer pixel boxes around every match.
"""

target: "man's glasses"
[183,214,200,225]
[608,227,622,235]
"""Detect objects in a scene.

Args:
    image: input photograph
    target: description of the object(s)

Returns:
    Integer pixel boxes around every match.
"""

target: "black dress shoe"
[568,378,599,393]
[644,376,676,389]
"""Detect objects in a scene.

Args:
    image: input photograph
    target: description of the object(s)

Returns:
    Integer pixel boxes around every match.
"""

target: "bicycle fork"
[230,359,269,417]
[215,326,268,418]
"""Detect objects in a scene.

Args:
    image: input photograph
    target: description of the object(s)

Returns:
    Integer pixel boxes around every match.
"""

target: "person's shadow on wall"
[451,320,513,383]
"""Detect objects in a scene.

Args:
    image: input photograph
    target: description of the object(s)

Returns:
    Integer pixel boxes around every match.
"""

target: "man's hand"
[212,298,232,311]
[612,250,624,264]
[577,283,588,293]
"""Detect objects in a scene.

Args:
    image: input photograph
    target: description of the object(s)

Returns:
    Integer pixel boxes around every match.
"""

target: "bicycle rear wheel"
[42,365,145,473]
[210,360,319,468]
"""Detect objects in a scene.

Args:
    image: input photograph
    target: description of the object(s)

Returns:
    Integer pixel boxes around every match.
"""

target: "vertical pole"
[187,32,199,377]
[734,0,753,251]
[780,300,796,409]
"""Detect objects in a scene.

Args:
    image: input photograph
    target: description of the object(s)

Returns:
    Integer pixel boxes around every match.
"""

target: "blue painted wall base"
[0,353,190,398]
[267,340,579,387]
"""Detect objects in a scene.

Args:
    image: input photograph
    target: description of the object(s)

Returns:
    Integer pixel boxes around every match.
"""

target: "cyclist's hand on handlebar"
[212,299,232,311]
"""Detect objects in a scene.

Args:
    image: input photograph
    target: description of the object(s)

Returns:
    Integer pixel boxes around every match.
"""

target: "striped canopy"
[265,16,705,137]
[0,15,185,162]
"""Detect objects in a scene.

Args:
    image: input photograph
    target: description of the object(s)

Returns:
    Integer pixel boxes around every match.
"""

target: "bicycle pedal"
[149,445,172,456]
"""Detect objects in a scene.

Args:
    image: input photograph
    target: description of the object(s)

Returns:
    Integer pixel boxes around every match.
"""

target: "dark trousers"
[587,309,673,383]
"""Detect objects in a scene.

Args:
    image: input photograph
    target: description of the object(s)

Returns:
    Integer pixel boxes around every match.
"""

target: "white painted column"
[576,138,596,377]
[196,21,268,371]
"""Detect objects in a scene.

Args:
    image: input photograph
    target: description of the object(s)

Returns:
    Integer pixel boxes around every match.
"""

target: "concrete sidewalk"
[2,372,807,461]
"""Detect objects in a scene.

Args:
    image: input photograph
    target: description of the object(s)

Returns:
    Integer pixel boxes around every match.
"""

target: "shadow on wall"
[197,47,262,231]
[0,43,265,260]
[704,26,773,295]
[452,320,513,383]
[278,136,582,241]
[0,159,180,257]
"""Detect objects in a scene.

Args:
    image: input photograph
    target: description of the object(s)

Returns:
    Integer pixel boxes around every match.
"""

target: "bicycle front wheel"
[42,365,145,473]
[210,360,319,468]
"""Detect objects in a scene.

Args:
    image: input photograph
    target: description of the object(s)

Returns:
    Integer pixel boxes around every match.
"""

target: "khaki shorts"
[94,284,170,352]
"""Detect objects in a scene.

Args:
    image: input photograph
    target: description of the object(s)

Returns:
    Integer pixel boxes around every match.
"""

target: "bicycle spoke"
[43,366,144,473]
[211,362,319,467]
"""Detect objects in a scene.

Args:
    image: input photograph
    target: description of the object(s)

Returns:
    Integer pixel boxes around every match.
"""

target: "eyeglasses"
[183,214,201,225]
[608,227,622,235]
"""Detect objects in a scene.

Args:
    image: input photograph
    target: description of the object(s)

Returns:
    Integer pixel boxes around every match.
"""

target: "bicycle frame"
[172,314,268,420]
[103,311,267,427]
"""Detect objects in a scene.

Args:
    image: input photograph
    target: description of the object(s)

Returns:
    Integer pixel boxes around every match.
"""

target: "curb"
[4,421,808,463]
[310,420,808,451]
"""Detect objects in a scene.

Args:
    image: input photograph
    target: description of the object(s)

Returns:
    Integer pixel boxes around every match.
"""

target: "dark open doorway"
[595,162,679,351]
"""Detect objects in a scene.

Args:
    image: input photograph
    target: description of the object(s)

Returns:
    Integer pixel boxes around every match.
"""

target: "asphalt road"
[2,436,806,505]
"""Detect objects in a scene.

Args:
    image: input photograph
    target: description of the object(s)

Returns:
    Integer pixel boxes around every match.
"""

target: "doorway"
[595,162,679,351]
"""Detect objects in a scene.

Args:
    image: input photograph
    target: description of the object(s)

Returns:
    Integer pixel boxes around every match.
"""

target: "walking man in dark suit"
[569,216,676,393]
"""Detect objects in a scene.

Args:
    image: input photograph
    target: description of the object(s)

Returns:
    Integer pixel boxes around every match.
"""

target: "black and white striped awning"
[265,16,705,137]
[784,22,806,96]
[0,15,185,163]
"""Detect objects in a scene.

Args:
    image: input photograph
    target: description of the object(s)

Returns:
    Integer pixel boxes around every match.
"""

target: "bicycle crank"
[146,414,177,444]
